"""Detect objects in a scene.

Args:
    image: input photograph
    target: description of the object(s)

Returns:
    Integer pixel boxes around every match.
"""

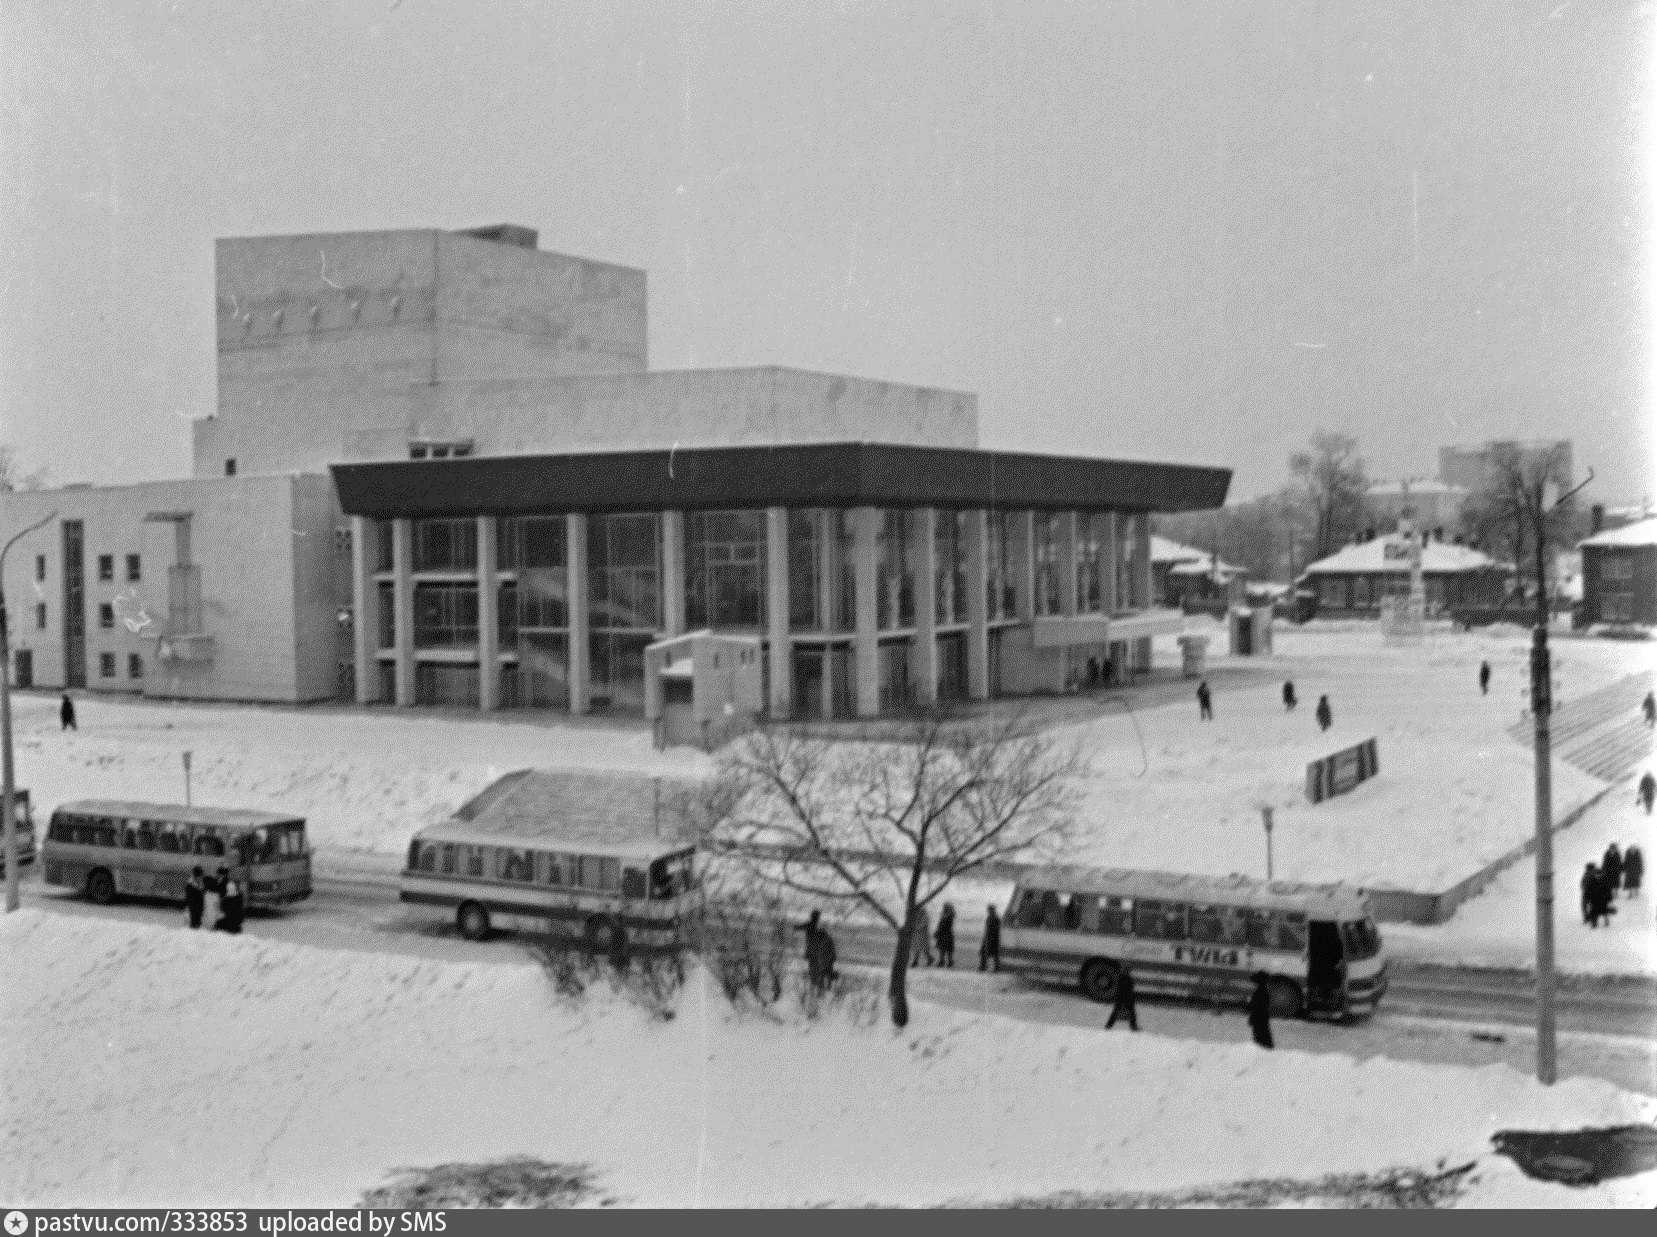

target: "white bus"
[1001,866,1387,1019]
[399,823,701,950]
[42,800,312,909]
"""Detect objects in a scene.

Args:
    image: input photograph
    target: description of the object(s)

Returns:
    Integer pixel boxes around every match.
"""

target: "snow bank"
[2,911,1651,1208]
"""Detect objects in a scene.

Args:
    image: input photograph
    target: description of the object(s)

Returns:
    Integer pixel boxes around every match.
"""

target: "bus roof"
[1013,865,1372,917]
[410,824,691,862]
[51,800,305,831]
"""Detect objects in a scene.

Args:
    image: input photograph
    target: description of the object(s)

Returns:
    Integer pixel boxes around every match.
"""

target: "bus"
[399,822,701,950]
[1001,866,1387,1019]
[1,789,36,874]
[42,800,312,909]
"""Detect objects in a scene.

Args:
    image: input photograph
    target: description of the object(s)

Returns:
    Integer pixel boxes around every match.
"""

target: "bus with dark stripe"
[400,825,700,950]
[1002,867,1386,1020]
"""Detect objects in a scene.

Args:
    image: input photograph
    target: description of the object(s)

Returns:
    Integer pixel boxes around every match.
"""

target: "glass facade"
[788,510,856,633]
[1077,512,1108,614]
[413,582,479,648]
[876,510,916,630]
[986,511,1016,621]
[588,514,661,714]
[685,510,766,630]
[877,638,912,711]
[934,511,967,625]
[497,517,570,709]
[1115,513,1145,610]
[415,662,479,707]
[1033,512,1061,617]
[376,582,395,650]
[411,518,477,572]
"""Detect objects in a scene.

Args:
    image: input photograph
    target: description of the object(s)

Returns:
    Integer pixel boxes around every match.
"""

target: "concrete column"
[766,506,791,718]
[1136,513,1153,611]
[350,517,377,704]
[392,518,415,706]
[852,506,880,718]
[912,508,939,706]
[817,512,837,632]
[476,516,498,711]
[1011,510,1036,622]
[964,509,990,700]
[566,514,590,714]
[1058,511,1079,617]
[662,510,686,637]
[1103,512,1119,614]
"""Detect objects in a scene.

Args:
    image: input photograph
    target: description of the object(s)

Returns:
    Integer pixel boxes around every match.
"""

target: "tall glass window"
[934,512,966,625]
[986,512,1016,621]
[497,517,569,710]
[876,511,916,630]
[789,510,855,633]
[376,581,395,650]
[411,519,477,572]
[413,582,478,648]
[1077,513,1107,614]
[374,521,394,573]
[685,510,766,630]
[589,514,661,715]
[1033,513,1061,617]
[1115,513,1145,610]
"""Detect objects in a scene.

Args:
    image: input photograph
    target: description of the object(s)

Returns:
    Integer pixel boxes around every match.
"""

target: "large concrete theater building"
[3,225,1229,723]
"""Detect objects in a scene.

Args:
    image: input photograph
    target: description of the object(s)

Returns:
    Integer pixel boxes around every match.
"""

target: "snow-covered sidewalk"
[1,910,1652,1208]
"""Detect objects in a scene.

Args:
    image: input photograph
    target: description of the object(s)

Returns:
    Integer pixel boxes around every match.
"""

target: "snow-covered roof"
[1366,478,1467,497]
[1150,534,1206,566]
[1580,516,1657,549]
[413,768,702,853]
[1167,558,1246,579]
[1012,865,1372,917]
[1298,540,1504,577]
[52,800,304,830]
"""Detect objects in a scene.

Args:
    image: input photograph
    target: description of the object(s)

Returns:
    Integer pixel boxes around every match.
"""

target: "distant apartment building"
[2,224,1230,718]
[1578,517,1657,627]
[1364,478,1468,538]
[1438,440,1573,495]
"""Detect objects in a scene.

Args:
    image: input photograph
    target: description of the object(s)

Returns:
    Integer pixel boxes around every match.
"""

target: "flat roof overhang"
[331,442,1231,519]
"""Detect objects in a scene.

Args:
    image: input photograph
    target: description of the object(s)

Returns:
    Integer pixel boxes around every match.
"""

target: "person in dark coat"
[184,866,207,929]
[1644,690,1656,730]
[1581,863,1600,924]
[59,693,76,731]
[1315,695,1333,732]
[1639,771,1656,816]
[1623,845,1644,895]
[1282,680,1297,711]
[1247,971,1274,1049]
[796,910,836,992]
[979,905,1001,972]
[1479,662,1491,695]
[1586,868,1615,928]
[1196,679,1213,721]
[934,903,956,968]
[213,866,245,934]
[1602,844,1624,898]
[1104,966,1138,1031]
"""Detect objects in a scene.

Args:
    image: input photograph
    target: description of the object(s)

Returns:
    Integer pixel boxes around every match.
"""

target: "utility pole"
[1531,464,1592,1085]
[2,510,59,914]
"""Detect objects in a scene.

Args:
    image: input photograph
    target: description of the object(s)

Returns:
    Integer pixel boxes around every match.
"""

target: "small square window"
[430,445,450,459]
[224,459,237,477]
[98,603,114,629]
[34,555,45,582]
[99,652,116,678]
[35,603,46,630]
[97,555,113,582]
[128,653,144,679]
[452,443,473,458]
[409,445,429,460]
[126,554,140,582]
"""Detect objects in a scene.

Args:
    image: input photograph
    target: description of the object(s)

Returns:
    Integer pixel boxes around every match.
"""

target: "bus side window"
[1243,909,1273,949]
[199,831,225,858]
[599,858,620,892]
[1070,894,1098,932]
[1218,906,1248,946]
[407,839,423,871]
[465,847,484,878]
[1014,890,1043,928]
[539,852,566,886]
[1133,899,1162,938]
[1097,896,1132,935]
[158,823,182,854]
[1188,904,1223,943]
[47,813,64,842]
[1040,890,1064,930]
[1161,902,1188,941]
[136,821,156,851]
[622,867,646,899]
[94,819,117,848]
[440,844,457,876]
[1276,912,1308,953]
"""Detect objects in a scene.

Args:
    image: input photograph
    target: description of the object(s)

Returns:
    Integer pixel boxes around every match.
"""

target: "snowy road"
[16,867,1655,1098]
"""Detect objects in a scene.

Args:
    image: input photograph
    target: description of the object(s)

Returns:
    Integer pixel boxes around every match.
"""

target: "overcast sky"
[1,0,1651,503]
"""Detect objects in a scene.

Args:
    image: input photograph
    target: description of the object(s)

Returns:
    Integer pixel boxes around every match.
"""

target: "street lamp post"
[2,510,59,914]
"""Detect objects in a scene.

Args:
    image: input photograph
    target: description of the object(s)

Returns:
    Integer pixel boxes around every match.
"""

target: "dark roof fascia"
[330,443,1231,519]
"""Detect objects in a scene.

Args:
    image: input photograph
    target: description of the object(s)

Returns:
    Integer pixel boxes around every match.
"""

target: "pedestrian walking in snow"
[184,866,207,929]
[1581,863,1600,924]
[1640,772,1656,815]
[1197,679,1213,722]
[1587,870,1616,928]
[979,905,1001,972]
[1623,846,1644,895]
[796,910,837,992]
[1315,695,1333,732]
[1282,680,1297,711]
[1603,844,1624,899]
[1247,971,1274,1049]
[1479,662,1491,695]
[1645,691,1656,730]
[909,904,934,967]
[213,866,244,934]
[935,903,956,968]
[1105,967,1139,1031]
[59,693,76,731]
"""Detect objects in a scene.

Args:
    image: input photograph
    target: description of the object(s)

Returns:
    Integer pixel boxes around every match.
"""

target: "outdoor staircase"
[1508,670,1654,784]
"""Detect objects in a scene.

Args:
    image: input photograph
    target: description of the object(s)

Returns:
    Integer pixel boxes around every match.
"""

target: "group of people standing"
[184,865,245,934]
[1103,964,1278,1048]
[1581,842,1643,928]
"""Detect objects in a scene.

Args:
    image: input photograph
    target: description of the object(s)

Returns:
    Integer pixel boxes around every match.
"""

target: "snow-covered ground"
[2,909,1652,1208]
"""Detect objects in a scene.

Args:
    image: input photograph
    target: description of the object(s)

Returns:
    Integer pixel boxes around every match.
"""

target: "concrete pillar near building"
[1136,514,1153,612]
[476,516,498,711]
[662,510,686,637]
[392,518,415,706]
[566,514,590,715]
[1058,512,1079,617]
[765,507,792,718]
[1011,510,1036,622]
[852,506,880,718]
[964,509,990,700]
[350,516,377,704]
[913,507,939,707]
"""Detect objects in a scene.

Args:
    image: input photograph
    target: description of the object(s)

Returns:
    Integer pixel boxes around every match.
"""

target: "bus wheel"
[1079,959,1120,1003]
[86,868,116,905]
[456,902,491,941]
[1268,977,1304,1018]
[585,914,616,952]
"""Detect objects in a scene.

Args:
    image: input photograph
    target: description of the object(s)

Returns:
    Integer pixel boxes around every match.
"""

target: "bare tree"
[693,711,1084,1028]
[1458,442,1574,599]
[0,446,46,492]
[1288,431,1369,562]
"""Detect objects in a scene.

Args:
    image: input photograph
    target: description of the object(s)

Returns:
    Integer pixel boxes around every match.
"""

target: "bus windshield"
[1340,919,1382,961]
[648,852,694,899]
[245,823,307,865]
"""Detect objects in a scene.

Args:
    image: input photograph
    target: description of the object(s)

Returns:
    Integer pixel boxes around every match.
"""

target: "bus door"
[1308,920,1345,1011]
